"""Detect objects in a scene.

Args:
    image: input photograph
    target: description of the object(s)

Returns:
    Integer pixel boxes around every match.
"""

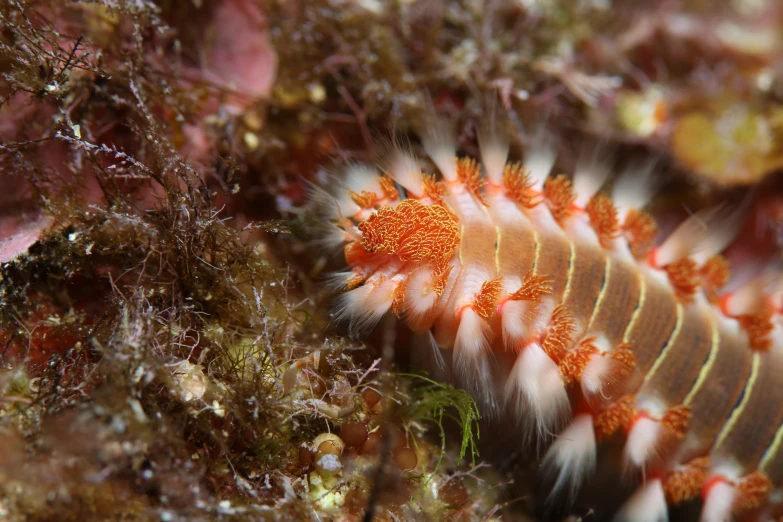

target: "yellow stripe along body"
[446,189,783,489]
[338,169,783,508]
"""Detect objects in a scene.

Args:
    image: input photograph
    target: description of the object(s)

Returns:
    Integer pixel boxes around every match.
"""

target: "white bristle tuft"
[504,342,570,440]
[691,205,746,265]
[366,278,399,313]
[318,225,354,253]
[420,115,458,181]
[478,120,510,186]
[325,270,359,291]
[525,140,557,191]
[700,480,737,522]
[722,274,767,316]
[333,285,377,334]
[652,206,724,267]
[402,268,439,331]
[581,353,614,398]
[767,266,783,311]
[623,416,661,471]
[501,300,535,350]
[541,413,597,502]
[454,308,498,412]
[427,330,447,373]
[342,164,383,196]
[307,182,364,253]
[386,152,424,196]
[614,479,669,522]
[332,199,363,242]
[573,147,612,208]
[613,159,658,218]
[307,181,359,225]
[333,280,396,335]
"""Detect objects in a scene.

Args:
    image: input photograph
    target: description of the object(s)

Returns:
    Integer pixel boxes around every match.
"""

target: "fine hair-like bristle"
[541,413,597,503]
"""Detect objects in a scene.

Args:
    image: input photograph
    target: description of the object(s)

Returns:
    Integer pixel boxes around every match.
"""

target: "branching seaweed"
[398,373,481,468]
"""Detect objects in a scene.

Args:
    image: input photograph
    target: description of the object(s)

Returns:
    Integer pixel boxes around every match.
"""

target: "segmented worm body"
[313,120,783,521]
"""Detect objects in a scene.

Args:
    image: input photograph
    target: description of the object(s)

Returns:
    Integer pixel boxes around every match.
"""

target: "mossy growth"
[0,1,505,521]
[399,374,481,468]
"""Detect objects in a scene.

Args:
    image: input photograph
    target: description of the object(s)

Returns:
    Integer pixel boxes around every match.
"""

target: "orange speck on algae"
[345,273,364,290]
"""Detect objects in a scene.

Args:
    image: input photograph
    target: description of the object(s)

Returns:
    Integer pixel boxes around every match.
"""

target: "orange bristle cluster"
[559,339,599,384]
[313,110,783,521]
[661,404,692,442]
[594,395,636,441]
[700,255,731,295]
[736,310,775,351]
[623,208,658,258]
[541,305,576,361]
[664,457,710,504]
[663,257,700,301]
[473,278,504,320]
[456,157,486,205]
[421,173,447,205]
[378,175,399,200]
[608,342,637,378]
[502,163,538,208]
[508,271,554,303]
[543,174,576,223]
[586,193,620,248]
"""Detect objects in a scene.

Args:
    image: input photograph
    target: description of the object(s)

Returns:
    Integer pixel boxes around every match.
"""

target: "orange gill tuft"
[358,199,459,265]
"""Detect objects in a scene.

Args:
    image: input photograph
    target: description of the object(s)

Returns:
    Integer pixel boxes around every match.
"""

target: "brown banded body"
[312,116,783,522]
